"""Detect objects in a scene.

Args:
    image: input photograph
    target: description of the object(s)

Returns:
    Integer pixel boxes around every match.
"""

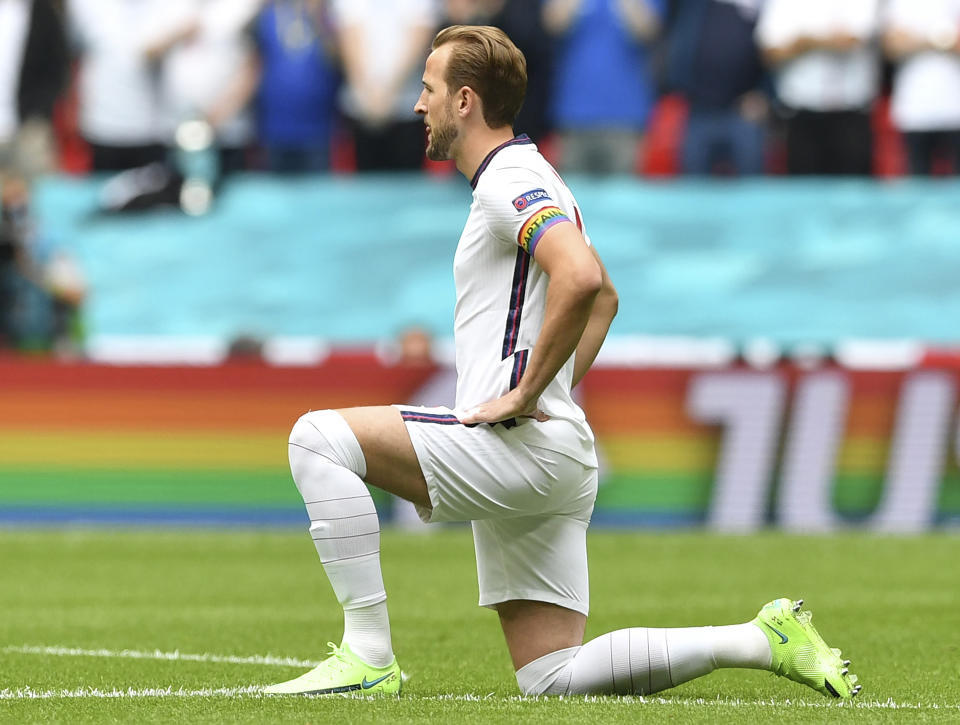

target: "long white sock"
[288,410,394,668]
[517,623,771,696]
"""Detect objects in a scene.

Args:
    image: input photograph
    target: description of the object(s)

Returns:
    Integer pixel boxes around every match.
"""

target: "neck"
[454,125,517,181]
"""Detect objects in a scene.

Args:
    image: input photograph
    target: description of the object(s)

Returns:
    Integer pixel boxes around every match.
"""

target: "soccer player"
[263,25,861,699]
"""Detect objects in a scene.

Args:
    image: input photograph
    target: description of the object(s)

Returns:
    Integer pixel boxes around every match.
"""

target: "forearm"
[572,246,618,388]
[617,0,660,43]
[765,33,863,65]
[515,277,598,406]
[885,28,958,59]
[142,18,197,62]
[571,288,617,389]
[763,36,817,65]
[206,53,261,130]
[460,224,603,425]
[385,25,435,95]
[338,25,369,93]
[543,0,583,35]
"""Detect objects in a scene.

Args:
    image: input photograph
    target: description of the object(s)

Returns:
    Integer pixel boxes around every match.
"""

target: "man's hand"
[460,388,550,426]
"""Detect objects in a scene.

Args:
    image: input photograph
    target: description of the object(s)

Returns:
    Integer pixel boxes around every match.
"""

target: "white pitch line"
[3,645,319,669]
[0,686,265,700]
[3,646,958,711]
[0,687,958,711]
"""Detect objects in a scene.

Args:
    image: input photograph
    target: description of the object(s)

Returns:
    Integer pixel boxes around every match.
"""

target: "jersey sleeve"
[475,170,576,256]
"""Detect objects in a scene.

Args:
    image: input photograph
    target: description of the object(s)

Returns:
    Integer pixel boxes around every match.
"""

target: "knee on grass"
[515,646,579,696]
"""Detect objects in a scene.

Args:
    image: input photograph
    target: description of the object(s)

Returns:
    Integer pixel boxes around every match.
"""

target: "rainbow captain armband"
[517,206,570,255]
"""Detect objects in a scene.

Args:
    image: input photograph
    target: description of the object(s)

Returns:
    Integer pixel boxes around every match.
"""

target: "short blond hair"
[432,25,527,130]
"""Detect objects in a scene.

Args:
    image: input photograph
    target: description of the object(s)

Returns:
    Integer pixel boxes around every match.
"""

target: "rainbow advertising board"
[1,353,958,530]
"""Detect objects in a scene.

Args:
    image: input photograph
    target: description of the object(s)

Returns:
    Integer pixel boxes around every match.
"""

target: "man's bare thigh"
[336,406,430,508]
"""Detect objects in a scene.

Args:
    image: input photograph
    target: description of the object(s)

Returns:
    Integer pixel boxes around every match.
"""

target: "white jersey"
[451,135,597,467]
[885,0,960,131]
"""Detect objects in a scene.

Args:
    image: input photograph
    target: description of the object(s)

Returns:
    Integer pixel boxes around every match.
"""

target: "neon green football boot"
[262,642,401,696]
[753,598,861,699]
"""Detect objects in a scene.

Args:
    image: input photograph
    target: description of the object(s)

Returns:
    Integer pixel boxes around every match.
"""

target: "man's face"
[414,45,459,161]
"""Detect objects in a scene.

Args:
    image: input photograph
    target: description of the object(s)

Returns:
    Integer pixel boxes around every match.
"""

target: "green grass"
[1,528,958,723]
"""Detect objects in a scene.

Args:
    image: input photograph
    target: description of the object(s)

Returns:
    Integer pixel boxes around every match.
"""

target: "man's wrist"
[511,381,541,409]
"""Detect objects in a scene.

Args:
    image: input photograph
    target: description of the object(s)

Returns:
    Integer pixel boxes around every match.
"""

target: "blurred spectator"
[255,0,341,173]
[0,171,86,354]
[0,0,67,178]
[665,0,767,176]
[67,0,180,171]
[159,0,262,176]
[90,0,261,216]
[490,1,554,144]
[756,0,881,176]
[544,0,663,175]
[442,0,553,144]
[0,172,24,346]
[397,324,435,366]
[226,334,265,360]
[442,0,482,23]
[884,0,960,176]
[331,0,438,172]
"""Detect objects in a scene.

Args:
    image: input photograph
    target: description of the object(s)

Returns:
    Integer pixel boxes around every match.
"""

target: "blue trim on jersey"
[502,248,530,360]
[470,134,533,189]
[398,409,517,429]
[399,410,463,425]
[509,349,529,390]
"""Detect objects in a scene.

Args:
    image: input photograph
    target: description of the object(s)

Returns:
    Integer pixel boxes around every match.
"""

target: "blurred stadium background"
[4,1,960,716]
[4,175,960,532]
[3,0,960,534]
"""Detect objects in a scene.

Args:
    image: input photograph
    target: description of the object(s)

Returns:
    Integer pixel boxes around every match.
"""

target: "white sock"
[341,601,393,668]
[517,623,771,695]
[288,410,394,668]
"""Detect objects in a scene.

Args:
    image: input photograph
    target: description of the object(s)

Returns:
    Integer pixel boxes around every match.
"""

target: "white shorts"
[397,405,598,615]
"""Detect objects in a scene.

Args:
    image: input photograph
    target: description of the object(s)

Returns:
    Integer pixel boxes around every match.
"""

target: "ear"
[455,86,477,119]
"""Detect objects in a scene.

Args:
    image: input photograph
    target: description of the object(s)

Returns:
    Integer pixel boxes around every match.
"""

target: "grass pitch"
[1,528,958,723]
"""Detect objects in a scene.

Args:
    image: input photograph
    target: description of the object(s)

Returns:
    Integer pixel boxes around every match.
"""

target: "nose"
[414,90,427,116]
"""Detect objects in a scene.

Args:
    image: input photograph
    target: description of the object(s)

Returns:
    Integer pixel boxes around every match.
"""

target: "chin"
[426,146,450,162]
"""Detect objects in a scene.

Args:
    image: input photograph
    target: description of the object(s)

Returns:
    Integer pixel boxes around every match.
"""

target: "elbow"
[606,286,620,319]
[598,280,619,320]
[574,264,604,302]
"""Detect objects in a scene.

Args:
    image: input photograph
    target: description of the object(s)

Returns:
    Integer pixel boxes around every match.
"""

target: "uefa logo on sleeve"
[512,188,551,211]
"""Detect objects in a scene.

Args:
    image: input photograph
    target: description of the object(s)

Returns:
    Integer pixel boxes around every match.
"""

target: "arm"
[616,0,660,43]
[143,17,199,62]
[884,26,960,60]
[761,35,819,65]
[757,1,869,67]
[543,0,585,35]
[336,16,434,126]
[370,22,435,123]
[762,32,864,66]
[336,22,370,95]
[884,28,923,59]
[571,245,618,389]
[336,22,387,124]
[205,48,261,130]
[461,222,602,424]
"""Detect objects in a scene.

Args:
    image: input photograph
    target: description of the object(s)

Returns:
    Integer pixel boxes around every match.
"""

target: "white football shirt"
[885,0,960,131]
[755,0,881,111]
[452,135,597,467]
